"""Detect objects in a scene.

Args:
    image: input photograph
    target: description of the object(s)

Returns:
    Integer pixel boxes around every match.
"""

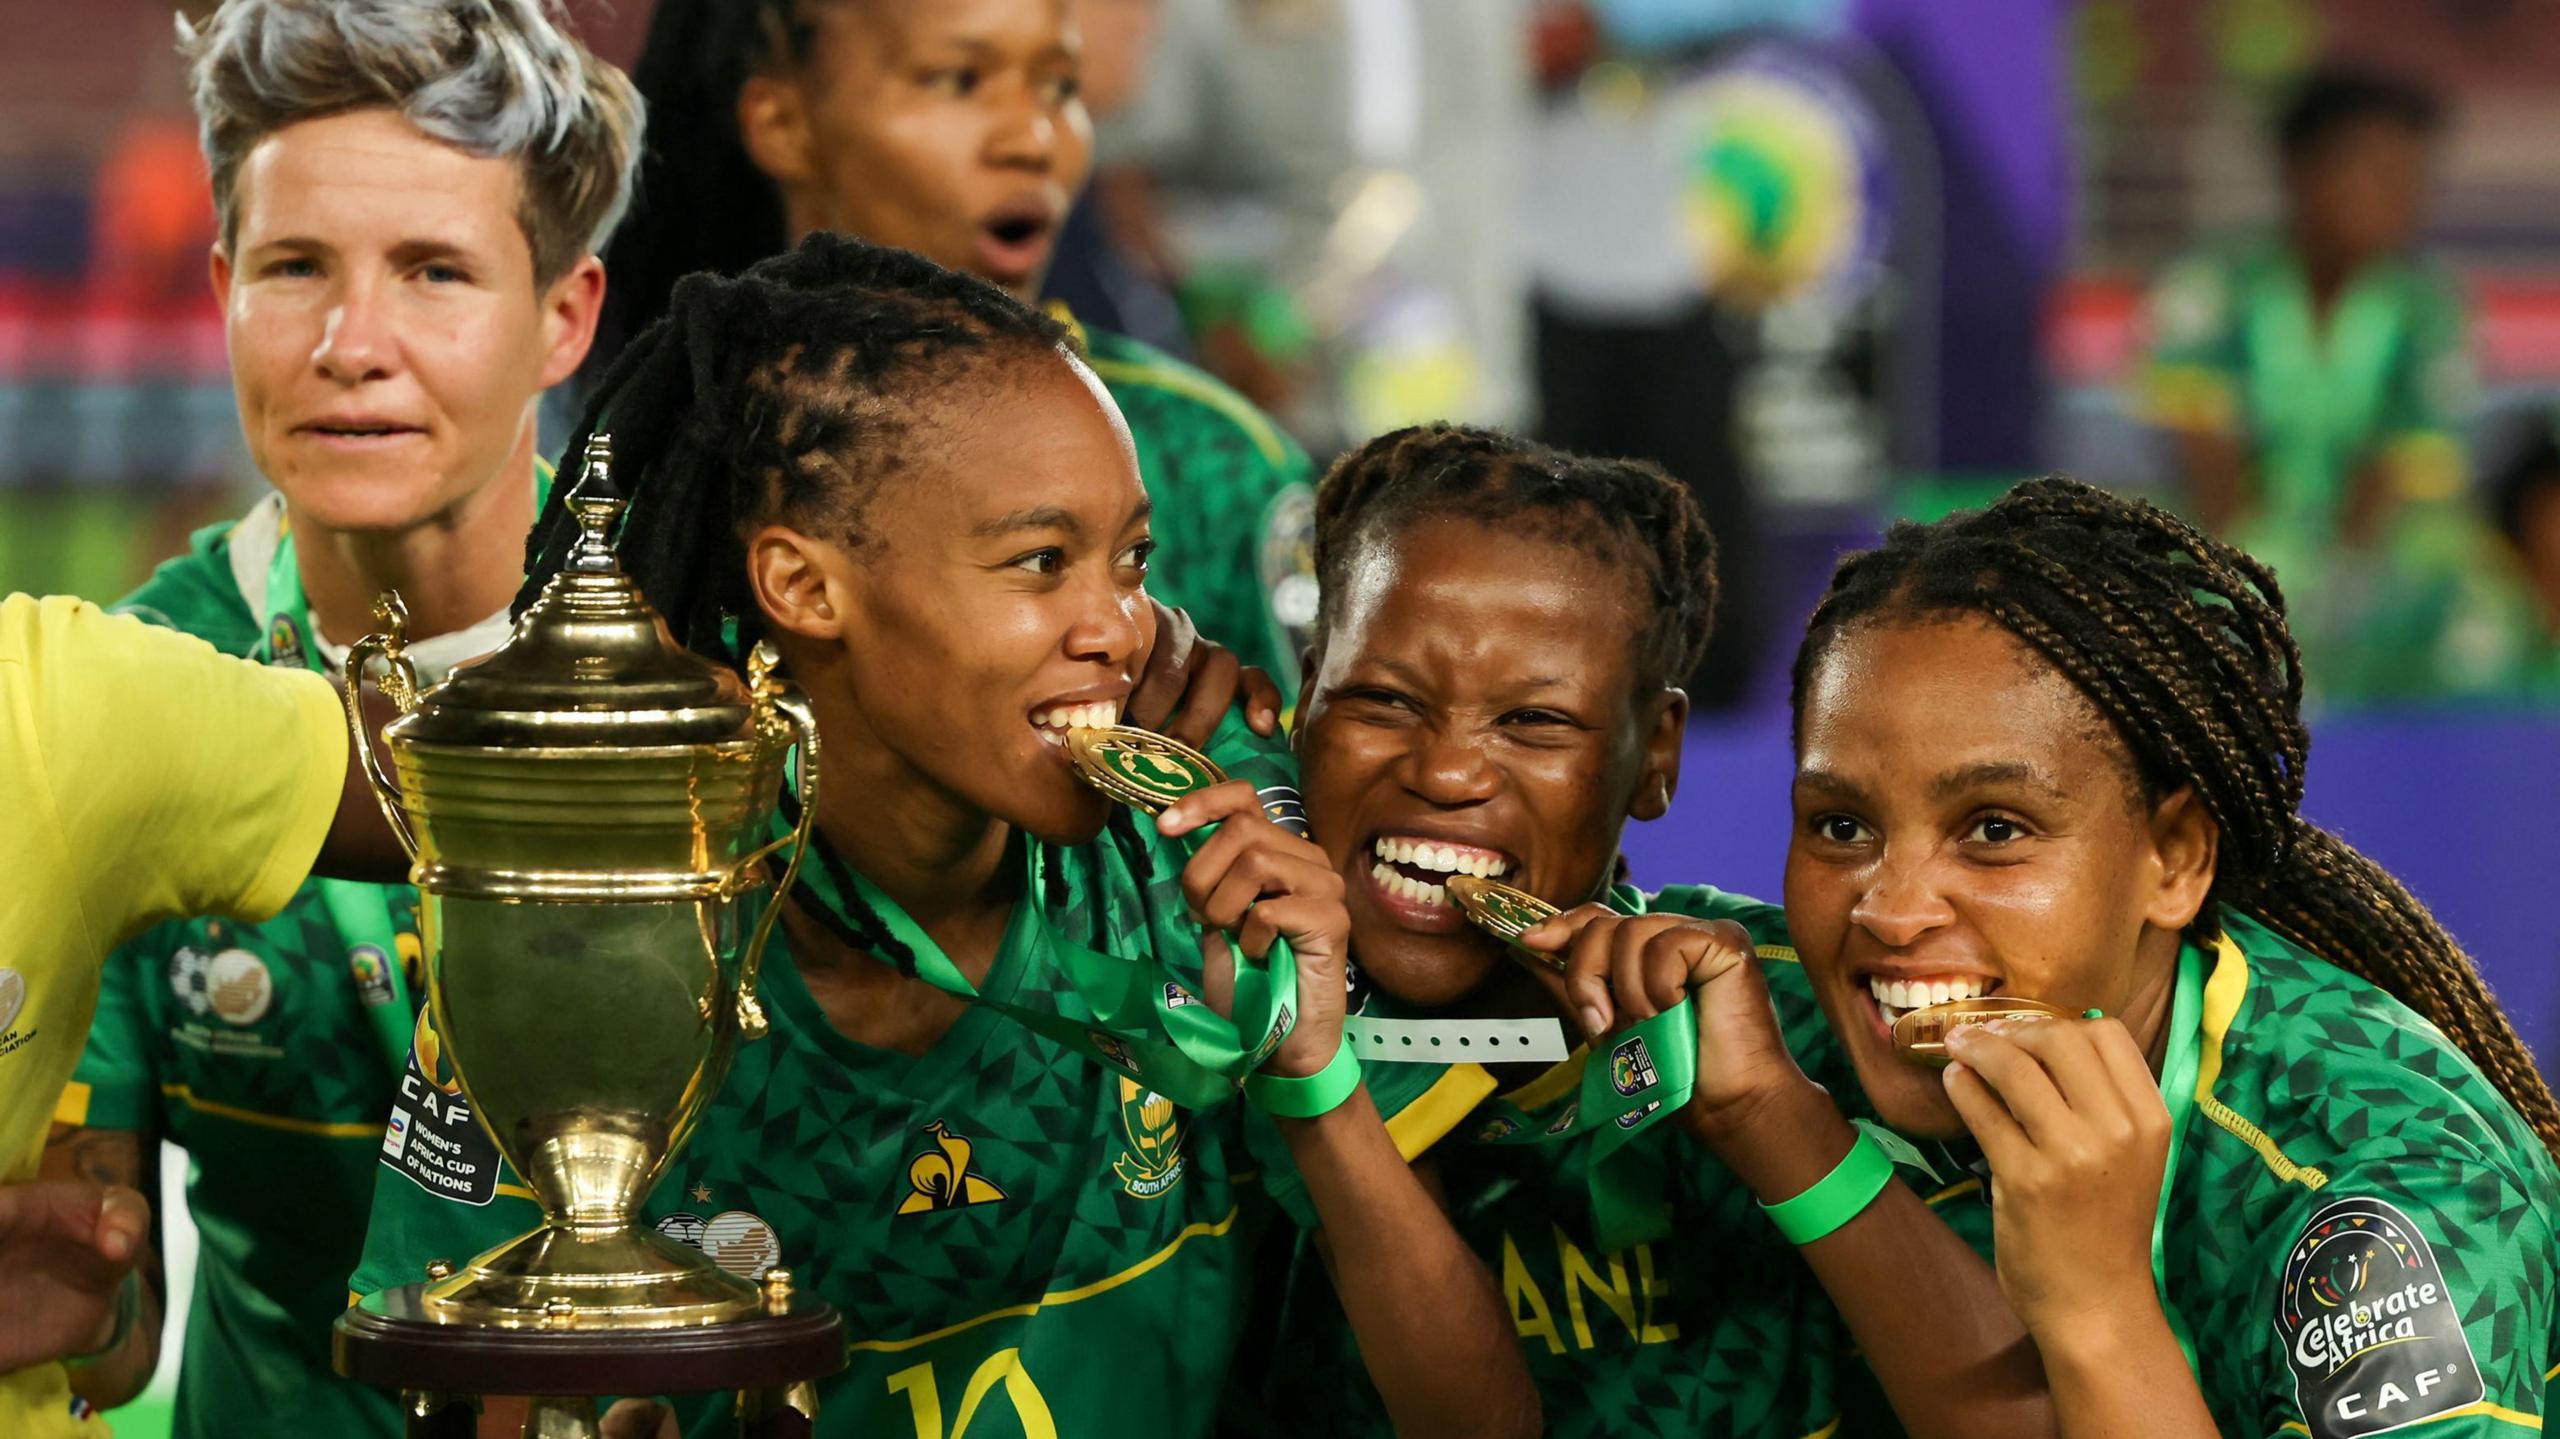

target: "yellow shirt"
[0,594,344,1434]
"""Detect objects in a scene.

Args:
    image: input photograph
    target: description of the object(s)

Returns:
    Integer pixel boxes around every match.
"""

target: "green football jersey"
[1078,324,1318,701]
[1257,885,1871,1439]
[352,814,1299,1436]
[1924,911,2560,1438]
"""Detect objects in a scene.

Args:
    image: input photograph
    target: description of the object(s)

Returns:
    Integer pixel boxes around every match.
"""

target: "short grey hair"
[181,0,645,284]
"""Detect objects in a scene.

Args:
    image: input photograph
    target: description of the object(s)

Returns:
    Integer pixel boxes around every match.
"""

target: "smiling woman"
[1781,477,2560,1439]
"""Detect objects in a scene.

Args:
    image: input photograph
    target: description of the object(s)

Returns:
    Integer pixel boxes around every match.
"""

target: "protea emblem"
[1112,1078,1188,1200]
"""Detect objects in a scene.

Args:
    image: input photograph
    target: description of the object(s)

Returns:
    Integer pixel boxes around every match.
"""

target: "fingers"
[1125,600,1199,732]
[1608,915,1703,1022]
[1966,1015,2139,1139]
[1157,778,1268,838]
[1528,904,1621,1040]
[1938,1024,2075,1147]
[92,1186,148,1267]
[0,1180,114,1250]
[1163,644,1241,749]
[1942,1059,2032,1164]
[1239,666,1284,737]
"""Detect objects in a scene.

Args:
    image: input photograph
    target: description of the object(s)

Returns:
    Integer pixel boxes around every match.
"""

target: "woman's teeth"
[1370,835,1511,879]
[1032,702,1122,746]
[1868,975,1993,1021]
[1371,862,1449,909]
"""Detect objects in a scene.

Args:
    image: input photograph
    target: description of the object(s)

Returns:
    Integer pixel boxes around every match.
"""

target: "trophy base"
[337,1282,844,1437]
[425,1223,763,1329]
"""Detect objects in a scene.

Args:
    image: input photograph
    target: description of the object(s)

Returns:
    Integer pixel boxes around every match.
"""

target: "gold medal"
[1065,726,1228,813]
[1445,875,1566,972]
[1891,995,2071,1067]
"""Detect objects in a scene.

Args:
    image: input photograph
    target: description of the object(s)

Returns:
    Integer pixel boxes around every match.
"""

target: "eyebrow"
[1928,761,2067,802]
[1793,767,1865,800]
[967,499,1152,540]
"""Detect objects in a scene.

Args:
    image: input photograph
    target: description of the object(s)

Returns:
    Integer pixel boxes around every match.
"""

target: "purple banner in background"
[1622,713,2560,1066]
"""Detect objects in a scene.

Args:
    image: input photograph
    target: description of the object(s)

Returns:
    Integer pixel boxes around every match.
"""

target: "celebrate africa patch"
[2275,1196,2482,1438]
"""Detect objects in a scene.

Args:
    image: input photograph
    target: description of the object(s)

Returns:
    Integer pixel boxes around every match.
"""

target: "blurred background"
[5,7,2556,1421]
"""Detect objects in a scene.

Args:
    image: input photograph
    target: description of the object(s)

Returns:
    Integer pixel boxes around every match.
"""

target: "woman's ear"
[2144,786,2221,931]
[736,72,819,190]
[1630,687,1689,822]
[746,524,851,641]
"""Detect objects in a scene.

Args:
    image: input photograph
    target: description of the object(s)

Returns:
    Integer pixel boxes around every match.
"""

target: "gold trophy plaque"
[331,437,843,1435]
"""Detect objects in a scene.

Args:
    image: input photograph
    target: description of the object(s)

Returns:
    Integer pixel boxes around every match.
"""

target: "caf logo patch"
[1162,982,1200,1010]
[1615,1099,1662,1130]
[1609,1036,1660,1098]
[348,945,399,1008]
[2276,1196,2483,1438]
[1544,1104,1580,1136]
[898,1122,1008,1215]
[1474,1115,1521,1143]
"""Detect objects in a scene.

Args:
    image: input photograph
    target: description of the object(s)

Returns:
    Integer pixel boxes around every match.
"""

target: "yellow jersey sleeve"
[4,592,345,945]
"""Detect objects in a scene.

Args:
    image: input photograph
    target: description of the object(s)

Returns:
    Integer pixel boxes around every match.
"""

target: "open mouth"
[976,205,1058,281]
[1864,973,2001,1030]
[1364,834,1515,912]
[1030,700,1124,751]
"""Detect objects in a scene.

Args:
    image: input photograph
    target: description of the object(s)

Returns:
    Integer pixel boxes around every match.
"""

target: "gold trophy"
[331,437,844,1436]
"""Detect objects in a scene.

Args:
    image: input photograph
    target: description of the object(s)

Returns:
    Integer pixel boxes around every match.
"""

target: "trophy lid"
[387,435,756,749]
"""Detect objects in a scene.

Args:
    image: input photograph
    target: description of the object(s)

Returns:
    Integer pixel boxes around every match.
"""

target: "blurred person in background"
[2139,63,2520,700]
[1095,0,1533,454]
[2488,419,2560,698]
[602,0,1320,697]
[38,2,640,1434]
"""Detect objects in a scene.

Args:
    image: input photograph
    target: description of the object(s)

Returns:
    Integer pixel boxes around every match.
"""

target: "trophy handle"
[344,594,423,864]
[735,655,820,1043]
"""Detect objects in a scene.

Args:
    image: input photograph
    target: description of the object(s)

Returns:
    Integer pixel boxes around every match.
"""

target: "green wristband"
[1245,1042,1361,1119]
[1759,1130,1897,1245]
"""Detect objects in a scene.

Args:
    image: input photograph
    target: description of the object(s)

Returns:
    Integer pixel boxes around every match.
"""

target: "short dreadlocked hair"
[1791,475,2560,1154]
[515,232,1072,658]
[1312,423,1719,692]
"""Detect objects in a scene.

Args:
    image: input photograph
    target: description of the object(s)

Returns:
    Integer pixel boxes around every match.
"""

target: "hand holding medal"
[1066,726,1358,1115]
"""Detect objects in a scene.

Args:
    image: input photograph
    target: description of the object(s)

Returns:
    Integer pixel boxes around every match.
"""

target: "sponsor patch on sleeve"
[2275,1196,2484,1438]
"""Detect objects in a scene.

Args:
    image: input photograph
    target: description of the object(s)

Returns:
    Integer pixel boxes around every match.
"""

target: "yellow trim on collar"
[1382,1065,1501,1160]
[2195,935,2329,1190]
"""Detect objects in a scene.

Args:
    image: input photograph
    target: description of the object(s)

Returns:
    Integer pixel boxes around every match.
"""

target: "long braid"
[1313,422,1721,689]
[1792,476,2560,1154]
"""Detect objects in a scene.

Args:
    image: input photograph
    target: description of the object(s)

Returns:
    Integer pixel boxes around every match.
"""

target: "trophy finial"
[568,432,624,573]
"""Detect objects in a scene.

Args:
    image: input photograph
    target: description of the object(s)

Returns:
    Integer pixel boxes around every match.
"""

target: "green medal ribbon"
[779,791,1297,1112]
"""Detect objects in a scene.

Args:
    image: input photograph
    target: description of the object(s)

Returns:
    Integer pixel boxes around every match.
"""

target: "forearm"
[2035,1303,2218,1439]
[1700,1084,2053,1439]
[1283,1089,1539,1439]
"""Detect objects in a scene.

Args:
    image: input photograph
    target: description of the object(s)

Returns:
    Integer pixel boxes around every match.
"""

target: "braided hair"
[516,231,1069,657]
[516,233,1071,978]
[1791,475,2560,1153]
[1312,423,1720,692]
[592,0,824,368]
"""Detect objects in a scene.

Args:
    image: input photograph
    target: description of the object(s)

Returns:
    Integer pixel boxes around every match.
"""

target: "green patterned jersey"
[353,811,1298,1437]
[1926,911,2560,1438]
[1079,325,1317,701]
[1259,885,1869,1439]
[64,509,415,1439]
